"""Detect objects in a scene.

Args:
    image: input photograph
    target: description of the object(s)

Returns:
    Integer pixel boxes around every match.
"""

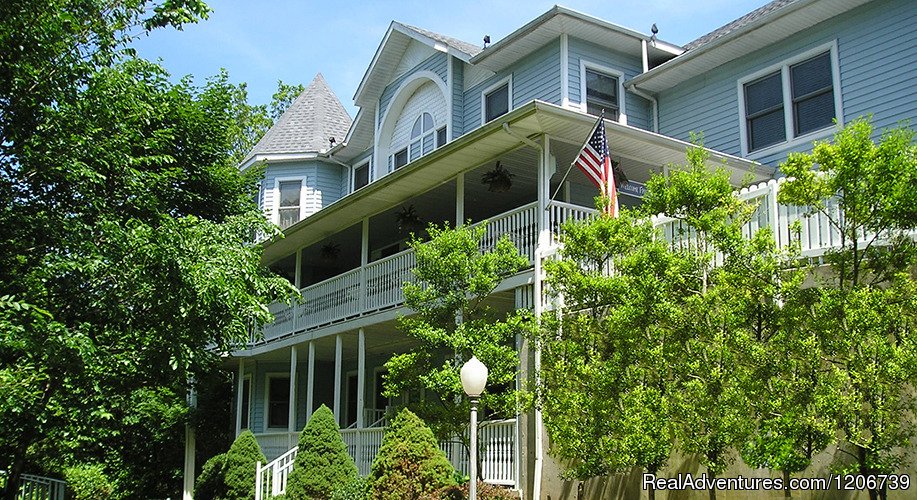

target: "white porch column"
[456,173,465,226]
[288,346,298,441]
[334,334,343,425]
[532,135,550,500]
[306,341,315,420]
[357,328,366,428]
[360,218,369,311]
[234,360,245,437]
[295,248,303,289]
[182,424,195,500]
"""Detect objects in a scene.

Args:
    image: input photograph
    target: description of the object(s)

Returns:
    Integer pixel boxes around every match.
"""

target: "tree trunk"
[783,469,791,499]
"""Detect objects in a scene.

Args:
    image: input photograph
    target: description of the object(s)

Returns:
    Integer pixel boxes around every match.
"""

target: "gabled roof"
[470,5,683,73]
[353,21,480,108]
[627,0,874,93]
[242,73,352,168]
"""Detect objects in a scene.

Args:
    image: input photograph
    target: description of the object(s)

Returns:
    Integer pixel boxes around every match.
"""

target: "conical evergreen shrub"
[194,452,227,500]
[286,404,358,499]
[223,429,267,500]
[368,408,456,498]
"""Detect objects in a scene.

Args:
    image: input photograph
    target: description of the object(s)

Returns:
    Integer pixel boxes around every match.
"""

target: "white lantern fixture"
[460,356,488,500]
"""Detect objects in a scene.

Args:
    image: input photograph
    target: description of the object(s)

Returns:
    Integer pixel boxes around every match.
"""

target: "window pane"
[791,53,832,99]
[436,127,447,147]
[485,84,509,122]
[279,181,300,207]
[394,149,408,169]
[240,378,250,429]
[267,377,290,428]
[279,208,299,229]
[586,101,619,120]
[795,90,835,135]
[409,140,421,161]
[585,69,617,103]
[411,116,423,139]
[749,108,786,151]
[354,164,369,190]
[423,112,433,132]
[745,72,782,116]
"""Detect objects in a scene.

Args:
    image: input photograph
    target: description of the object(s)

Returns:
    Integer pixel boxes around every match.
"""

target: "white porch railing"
[15,474,66,500]
[255,431,300,462]
[258,203,541,344]
[254,419,517,500]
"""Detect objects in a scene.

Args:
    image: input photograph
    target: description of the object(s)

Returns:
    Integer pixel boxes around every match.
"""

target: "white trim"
[579,60,627,125]
[272,176,306,227]
[373,100,381,181]
[264,372,291,431]
[560,34,570,108]
[376,71,450,177]
[447,55,454,144]
[480,74,514,126]
[240,152,320,171]
[737,40,842,158]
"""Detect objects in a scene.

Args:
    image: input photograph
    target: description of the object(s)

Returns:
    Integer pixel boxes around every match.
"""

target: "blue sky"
[133,0,768,117]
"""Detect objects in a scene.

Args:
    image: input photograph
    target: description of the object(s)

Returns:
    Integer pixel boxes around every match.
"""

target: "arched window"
[412,112,433,139]
[407,112,436,163]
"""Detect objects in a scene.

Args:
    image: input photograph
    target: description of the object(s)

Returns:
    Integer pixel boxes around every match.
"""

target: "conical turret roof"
[244,73,352,161]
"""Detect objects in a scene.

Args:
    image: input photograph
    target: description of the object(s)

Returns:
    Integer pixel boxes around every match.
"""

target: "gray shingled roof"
[245,73,352,160]
[684,0,798,50]
[400,23,483,58]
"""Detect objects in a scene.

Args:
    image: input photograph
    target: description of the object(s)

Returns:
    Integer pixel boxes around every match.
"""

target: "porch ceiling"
[263,100,772,263]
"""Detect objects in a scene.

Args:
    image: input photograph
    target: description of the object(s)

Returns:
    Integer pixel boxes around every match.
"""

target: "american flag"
[574,114,617,216]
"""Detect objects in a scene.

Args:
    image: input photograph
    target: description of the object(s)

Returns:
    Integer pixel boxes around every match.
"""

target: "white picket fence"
[254,418,516,500]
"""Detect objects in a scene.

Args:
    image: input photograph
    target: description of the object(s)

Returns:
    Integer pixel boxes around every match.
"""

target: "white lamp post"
[460,356,488,500]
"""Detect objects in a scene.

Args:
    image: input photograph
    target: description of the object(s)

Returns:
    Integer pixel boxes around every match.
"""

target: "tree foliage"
[538,120,917,500]
[368,409,456,499]
[0,1,297,498]
[385,223,529,445]
[286,404,358,500]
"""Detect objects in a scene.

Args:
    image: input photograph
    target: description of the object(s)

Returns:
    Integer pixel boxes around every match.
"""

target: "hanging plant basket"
[396,204,424,235]
[481,161,514,193]
[320,242,341,262]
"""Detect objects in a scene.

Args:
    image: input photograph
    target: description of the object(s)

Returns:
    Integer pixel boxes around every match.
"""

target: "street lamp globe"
[460,356,488,397]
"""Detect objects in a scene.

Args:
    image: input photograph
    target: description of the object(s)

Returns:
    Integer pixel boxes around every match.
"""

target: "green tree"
[286,404,358,500]
[539,210,687,499]
[194,453,228,500]
[385,223,528,455]
[0,2,296,498]
[223,430,266,500]
[368,409,456,499]
[778,119,917,500]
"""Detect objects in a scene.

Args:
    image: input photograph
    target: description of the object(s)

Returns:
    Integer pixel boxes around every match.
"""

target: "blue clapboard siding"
[261,160,345,222]
[568,37,651,131]
[379,52,448,126]
[452,58,464,139]
[463,39,562,133]
[657,0,916,168]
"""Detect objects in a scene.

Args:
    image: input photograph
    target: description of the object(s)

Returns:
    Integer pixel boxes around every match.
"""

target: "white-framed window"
[738,41,842,156]
[265,373,290,429]
[481,75,512,124]
[240,374,252,430]
[353,160,370,191]
[409,112,435,161]
[392,148,408,171]
[580,62,625,122]
[275,178,304,230]
[436,127,447,148]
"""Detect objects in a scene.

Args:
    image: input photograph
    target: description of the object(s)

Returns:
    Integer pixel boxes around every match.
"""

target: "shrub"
[368,409,456,498]
[64,464,114,500]
[223,429,267,500]
[330,475,369,500]
[426,481,518,500]
[194,452,227,500]
[286,404,358,499]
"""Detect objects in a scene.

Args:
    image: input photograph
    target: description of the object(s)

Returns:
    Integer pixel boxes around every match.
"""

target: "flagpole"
[544,114,604,210]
